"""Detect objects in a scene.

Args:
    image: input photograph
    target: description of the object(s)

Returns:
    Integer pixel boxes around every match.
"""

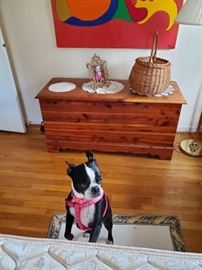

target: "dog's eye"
[95,173,102,184]
[80,183,87,189]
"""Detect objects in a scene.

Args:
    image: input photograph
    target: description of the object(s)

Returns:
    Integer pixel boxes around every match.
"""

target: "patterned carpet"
[47,213,185,251]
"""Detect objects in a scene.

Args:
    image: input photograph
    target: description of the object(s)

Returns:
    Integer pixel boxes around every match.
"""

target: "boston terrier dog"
[64,151,113,244]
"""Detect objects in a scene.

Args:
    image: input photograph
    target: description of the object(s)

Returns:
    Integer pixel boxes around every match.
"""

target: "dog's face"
[66,152,102,199]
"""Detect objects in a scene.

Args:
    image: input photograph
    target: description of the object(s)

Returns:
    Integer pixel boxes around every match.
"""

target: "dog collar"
[70,192,103,207]
[66,192,107,231]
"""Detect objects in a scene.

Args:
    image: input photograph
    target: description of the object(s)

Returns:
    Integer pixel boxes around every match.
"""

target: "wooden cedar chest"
[36,78,186,160]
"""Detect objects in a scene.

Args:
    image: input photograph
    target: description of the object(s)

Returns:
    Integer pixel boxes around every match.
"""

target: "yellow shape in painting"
[135,0,178,30]
[56,0,70,21]
[67,0,111,21]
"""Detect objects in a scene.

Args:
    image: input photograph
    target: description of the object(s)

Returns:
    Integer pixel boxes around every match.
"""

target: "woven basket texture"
[129,33,171,96]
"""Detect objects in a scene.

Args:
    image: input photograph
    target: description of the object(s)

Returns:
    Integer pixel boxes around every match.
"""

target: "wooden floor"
[0,126,201,252]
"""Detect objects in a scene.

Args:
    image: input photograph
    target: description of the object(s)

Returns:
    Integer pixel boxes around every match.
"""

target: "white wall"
[0,0,201,131]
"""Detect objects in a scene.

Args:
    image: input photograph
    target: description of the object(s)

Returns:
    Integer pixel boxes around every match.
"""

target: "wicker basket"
[129,32,171,96]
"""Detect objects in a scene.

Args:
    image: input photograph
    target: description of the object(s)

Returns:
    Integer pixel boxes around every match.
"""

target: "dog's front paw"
[64,233,74,240]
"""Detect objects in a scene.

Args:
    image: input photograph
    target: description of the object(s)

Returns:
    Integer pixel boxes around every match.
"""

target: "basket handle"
[149,31,159,64]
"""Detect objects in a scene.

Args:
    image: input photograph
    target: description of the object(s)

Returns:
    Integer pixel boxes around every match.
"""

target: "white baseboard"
[177,125,202,133]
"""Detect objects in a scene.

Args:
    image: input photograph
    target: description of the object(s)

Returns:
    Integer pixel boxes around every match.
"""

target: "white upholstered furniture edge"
[0,234,202,270]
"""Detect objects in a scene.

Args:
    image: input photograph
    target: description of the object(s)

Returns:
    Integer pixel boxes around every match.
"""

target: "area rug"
[47,212,185,252]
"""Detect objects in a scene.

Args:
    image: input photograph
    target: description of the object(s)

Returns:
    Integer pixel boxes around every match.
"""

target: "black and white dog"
[64,151,113,243]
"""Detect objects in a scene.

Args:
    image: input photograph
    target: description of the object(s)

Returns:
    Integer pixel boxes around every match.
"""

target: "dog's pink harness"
[66,192,108,231]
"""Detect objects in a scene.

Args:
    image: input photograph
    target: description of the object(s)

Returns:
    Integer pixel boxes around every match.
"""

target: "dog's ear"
[86,151,95,162]
[65,161,75,176]
[85,152,103,184]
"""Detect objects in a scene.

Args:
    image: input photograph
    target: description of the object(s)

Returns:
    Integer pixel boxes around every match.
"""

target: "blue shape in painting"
[65,0,119,26]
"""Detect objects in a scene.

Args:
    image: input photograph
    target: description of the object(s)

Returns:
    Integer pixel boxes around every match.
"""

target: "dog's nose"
[91,186,100,194]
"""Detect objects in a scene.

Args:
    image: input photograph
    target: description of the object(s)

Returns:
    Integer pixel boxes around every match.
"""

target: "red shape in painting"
[51,0,183,49]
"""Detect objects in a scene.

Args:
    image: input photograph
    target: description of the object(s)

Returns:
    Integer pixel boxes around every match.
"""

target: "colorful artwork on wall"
[51,0,183,49]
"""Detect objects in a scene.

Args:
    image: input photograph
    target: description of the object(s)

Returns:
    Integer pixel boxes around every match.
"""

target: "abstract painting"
[51,0,183,48]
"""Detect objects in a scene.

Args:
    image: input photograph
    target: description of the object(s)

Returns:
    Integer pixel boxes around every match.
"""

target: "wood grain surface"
[36,78,185,159]
[36,78,186,104]
[0,126,201,252]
